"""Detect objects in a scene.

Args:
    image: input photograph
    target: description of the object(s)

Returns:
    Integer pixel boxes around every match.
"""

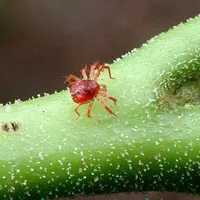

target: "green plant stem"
[1,15,200,200]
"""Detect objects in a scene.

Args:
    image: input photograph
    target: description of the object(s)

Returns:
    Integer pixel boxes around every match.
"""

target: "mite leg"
[65,74,80,84]
[100,84,107,92]
[89,62,100,80]
[96,97,117,117]
[81,66,88,80]
[94,65,114,81]
[98,91,117,105]
[74,104,82,117]
[99,65,114,79]
[87,100,94,118]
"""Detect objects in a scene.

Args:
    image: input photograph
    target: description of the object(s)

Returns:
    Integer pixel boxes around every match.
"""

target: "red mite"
[65,62,117,118]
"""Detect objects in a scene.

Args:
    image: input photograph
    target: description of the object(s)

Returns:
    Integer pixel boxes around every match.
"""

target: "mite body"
[66,62,117,118]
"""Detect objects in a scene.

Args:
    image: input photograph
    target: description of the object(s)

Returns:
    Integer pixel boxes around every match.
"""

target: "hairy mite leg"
[81,66,88,80]
[87,100,94,118]
[96,97,117,117]
[94,65,114,81]
[98,91,117,105]
[89,62,100,80]
[65,75,80,84]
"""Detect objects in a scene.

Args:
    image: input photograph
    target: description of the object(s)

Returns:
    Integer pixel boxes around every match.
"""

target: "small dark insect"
[65,62,117,118]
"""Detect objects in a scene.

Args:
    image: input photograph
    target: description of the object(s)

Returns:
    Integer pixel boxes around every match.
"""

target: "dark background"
[0,1,200,200]
[0,0,200,104]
